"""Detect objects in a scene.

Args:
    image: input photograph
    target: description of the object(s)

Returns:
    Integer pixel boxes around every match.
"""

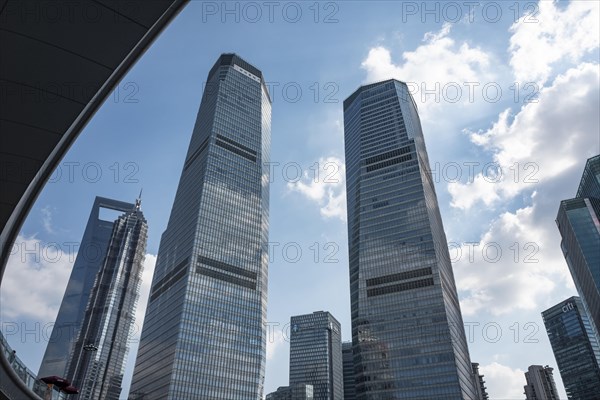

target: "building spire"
[135,188,143,210]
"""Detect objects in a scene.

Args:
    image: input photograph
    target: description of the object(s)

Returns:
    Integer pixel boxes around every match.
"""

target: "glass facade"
[343,80,478,399]
[66,200,147,400]
[39,197,135,379]
[342,342,356,400]
[576,155,600,199]
[542,297,600,399]
[129,54,271,399]
[289,312,344,400]
[266,383,314,400]
[556,155,600,346]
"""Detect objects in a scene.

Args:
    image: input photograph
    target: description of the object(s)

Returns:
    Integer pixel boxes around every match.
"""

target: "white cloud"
[480,362,525,399]
[454,200,573,317]
[41,206,55,234]
[509,0,600,86]
[446,38,599,328]
[449,62,600,211]
[266,329,286,361]
[447,169,502,210]
[360,23,495,119]
[0,235,74,321]
[287,156,347,221]
[0,234,157,335]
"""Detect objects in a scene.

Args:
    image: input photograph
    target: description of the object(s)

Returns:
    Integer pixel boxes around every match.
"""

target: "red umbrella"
[40,376,70,389]
[62,386,79,394]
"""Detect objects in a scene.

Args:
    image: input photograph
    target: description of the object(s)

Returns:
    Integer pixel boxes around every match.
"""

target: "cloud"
[360,23,495,119]
[41,206,55,234]
[509,0,600,86]
[454,198,574,317]
[287,156,347,222]
[448,62,600,211]
[0,233,157,332]
[266,329,287,361]
[0,235,74,321]
[480,362,525,399]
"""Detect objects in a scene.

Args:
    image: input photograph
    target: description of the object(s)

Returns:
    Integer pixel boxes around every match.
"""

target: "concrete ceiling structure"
[0,1,188,398]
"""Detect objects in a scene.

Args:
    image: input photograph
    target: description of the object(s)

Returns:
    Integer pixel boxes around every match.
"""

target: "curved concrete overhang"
[0,1,188,398]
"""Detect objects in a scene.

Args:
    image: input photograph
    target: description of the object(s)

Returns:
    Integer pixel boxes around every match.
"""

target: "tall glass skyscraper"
[542,297,600,399]
[343,79,477,399]
[39,197,135,378]
[129,54,271,399]
[556,155,600,343]
[66,198,147,400]
[289,311,343,400]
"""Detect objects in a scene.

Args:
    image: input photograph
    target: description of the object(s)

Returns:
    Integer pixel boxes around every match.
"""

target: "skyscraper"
[129,54,271,399]
[556,155,600,343]
[343,79,478,399]
[39,197,135,378]
[342,342,356,400]
[66,198,147,400]
[523,365,559,400]
[542,297,600,399]
[289,311,344,400]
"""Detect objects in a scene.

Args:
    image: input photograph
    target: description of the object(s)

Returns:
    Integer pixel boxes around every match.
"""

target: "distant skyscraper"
[129,54,271,399]
[266,384,314,400]
[343,79,478,399]
[289,312,343,400]
[342,342,356,400]
[66,198,147,400]
[556,155,600,344]
[542,297,600,399]
[39,197,135,378]
[523,365,559,400]
[471,363,489,400]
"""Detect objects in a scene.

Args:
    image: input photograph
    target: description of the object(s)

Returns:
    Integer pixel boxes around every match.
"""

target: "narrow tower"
[66,198,148,400]
[39,197,135,378]
[343,80,477,399]
[130,54,271,399]
[289,311,344,400]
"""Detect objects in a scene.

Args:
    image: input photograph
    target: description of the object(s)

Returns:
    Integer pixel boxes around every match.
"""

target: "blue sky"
[2,1,600,398]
